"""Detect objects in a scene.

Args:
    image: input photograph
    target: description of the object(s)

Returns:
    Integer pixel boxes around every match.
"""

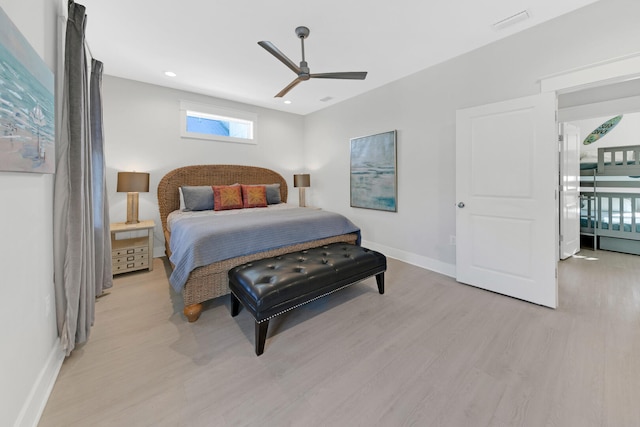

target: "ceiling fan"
[258,26,368,98]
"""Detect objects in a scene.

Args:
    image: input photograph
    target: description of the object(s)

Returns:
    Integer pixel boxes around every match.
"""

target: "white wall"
[0,1,62,427]
[101,76,306,255]
[303,0,640,275]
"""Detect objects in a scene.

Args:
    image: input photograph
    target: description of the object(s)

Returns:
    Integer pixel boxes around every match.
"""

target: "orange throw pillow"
[212,185,243,211]
[241,185,268,208]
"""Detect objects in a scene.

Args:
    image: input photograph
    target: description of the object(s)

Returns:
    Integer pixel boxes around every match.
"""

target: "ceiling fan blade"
[258,41,301,75]
[310,72,367,80]
[275,77,304,98]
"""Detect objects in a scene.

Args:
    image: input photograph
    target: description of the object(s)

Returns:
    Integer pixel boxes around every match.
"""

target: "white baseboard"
[361,240,456,278]
[14,339,64,427]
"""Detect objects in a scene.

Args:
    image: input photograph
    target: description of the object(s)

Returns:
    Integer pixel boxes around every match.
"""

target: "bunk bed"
[580,145,640,254]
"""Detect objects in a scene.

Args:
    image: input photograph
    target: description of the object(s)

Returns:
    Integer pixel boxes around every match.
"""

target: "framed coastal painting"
[0,7,55,173]
[350,130,397,212]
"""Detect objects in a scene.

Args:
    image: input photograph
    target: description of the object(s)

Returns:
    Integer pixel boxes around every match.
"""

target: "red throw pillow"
[212,185,243,211]
[241,185,268,208]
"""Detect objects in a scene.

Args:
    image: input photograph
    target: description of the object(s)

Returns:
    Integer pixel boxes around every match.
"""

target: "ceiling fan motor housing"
[295,26,310,39]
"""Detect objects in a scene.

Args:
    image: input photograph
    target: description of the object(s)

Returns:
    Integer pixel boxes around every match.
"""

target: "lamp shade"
[117,172,149,193]
[293,173,310,188]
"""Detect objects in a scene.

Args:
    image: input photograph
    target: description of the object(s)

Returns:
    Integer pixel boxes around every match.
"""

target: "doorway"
[456,53,640,308]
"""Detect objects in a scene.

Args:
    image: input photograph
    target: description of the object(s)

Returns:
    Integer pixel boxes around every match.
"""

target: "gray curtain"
[54,1,112,356]
[90,59,113,298]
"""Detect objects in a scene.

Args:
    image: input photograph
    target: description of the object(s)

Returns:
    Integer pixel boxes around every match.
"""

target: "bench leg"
[255,320,269,356]
[376,273,385,294]
[230,293,241,317]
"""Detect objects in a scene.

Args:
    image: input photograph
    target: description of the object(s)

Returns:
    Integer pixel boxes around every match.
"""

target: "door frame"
[543,52,640,257]
[540,52,640,94]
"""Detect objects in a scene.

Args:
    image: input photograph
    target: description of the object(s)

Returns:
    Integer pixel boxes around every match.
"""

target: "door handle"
[457,202,465,208]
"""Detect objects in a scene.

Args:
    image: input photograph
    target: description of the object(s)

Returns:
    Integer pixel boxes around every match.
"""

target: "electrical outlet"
[450,235,456,245]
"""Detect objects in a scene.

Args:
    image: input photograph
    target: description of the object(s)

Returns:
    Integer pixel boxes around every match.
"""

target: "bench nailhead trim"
[236,279,364,324]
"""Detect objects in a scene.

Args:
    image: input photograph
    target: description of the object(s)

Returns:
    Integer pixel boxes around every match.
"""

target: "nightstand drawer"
[112,246,148,258]
[113,252,148,265]
[112,259,149,273]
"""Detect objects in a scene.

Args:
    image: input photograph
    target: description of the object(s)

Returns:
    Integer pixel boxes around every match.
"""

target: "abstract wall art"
[350,130,397,212]
[0,6,55,173]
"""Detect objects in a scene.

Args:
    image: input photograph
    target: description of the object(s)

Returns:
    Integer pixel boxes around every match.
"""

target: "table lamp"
[293,173,310,207]
[117,171,150,224]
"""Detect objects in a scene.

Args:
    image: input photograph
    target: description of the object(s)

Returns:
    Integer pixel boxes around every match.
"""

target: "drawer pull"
[127,249,135,254]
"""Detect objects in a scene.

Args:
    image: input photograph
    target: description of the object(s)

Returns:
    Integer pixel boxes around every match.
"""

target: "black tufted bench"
[228,243,387,355]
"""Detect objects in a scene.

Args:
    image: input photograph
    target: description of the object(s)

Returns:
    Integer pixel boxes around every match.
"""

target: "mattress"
[167,204,361,291]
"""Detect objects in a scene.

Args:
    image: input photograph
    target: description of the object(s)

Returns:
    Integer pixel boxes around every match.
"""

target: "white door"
[559,123,581,259]
[456,92,558,308]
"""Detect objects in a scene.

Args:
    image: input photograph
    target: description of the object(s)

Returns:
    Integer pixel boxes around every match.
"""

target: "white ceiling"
[81,0,599,115]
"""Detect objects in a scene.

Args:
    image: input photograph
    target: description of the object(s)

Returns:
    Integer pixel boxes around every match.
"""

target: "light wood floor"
[39,248,640,426]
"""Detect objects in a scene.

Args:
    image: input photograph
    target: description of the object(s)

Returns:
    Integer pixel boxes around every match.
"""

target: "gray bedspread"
[168,207,361,291]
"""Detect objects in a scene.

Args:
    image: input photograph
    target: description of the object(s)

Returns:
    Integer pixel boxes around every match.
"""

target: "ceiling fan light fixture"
[492,10,530,30]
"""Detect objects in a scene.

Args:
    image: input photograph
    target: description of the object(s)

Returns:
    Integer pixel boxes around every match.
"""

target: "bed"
[157,165,360,322]
[580,145,640,254]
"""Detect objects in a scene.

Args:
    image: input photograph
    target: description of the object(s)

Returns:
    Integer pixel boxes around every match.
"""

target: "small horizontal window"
[180,101,257,144]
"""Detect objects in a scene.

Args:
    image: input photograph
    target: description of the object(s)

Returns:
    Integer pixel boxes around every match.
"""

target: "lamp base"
[298,187,306,208]
[126,192,140,224]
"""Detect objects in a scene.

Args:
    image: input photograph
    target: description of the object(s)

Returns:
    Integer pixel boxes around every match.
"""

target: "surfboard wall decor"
[583,115,623,145]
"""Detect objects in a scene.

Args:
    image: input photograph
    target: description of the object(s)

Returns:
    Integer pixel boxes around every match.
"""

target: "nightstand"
[110,220,155,275]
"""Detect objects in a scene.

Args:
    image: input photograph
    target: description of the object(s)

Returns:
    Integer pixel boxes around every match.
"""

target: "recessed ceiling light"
[164,71,177,77]
[284,100,292,104]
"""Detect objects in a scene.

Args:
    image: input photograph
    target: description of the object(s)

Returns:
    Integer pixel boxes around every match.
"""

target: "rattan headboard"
[157,164,288,234]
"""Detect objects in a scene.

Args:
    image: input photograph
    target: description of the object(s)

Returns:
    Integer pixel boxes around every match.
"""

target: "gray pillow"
[265,183,281,204]
[181,186,214,211]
